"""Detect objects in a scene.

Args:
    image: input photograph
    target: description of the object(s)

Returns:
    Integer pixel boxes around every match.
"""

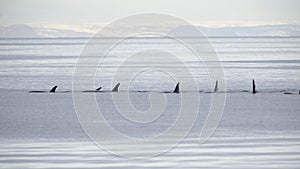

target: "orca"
[49,85,57,93]
[213,80,218,93]
[162,82,180,93]
[112,83,120,92]
[252,79,256,94]
[283,91,300,95]
[29,90,46,93]
[29,85,58,93]
[173,82,180,93]
[82,86,102,92]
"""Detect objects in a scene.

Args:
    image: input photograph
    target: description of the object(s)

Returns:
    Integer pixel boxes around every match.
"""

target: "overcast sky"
[0,0,299,25]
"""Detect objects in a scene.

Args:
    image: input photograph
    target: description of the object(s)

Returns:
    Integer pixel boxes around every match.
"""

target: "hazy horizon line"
[1,21,300,28]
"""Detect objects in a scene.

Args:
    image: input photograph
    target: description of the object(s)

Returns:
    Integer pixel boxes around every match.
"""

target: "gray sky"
[0,0,299,25]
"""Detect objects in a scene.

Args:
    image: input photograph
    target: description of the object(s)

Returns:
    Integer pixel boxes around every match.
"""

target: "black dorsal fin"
[96,87,102,91]
[112,83,120,92]
[252,79,256,94]
[49,85,57,93]
[213,80,218,93]
[173,82,180,93]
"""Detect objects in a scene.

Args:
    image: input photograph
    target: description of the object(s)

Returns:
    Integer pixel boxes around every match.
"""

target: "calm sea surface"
[0,37,299,92]
[0,37,299,168]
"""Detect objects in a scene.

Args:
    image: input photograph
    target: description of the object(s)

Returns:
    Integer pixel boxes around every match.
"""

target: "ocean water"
[0,37,299,92]
[0,37,299,168]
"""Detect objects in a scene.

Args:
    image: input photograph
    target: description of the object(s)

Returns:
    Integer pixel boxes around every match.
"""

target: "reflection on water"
[1,135,300,169]
[0,92,299,168]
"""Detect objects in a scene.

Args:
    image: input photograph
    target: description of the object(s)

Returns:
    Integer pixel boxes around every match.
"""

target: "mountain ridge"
[1,24,300,38]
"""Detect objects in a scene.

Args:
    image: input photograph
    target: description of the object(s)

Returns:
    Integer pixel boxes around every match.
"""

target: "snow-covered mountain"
[0,24,40,37]
[0,24,93,38]
[0,24,300,38]
[197,24,300,37]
